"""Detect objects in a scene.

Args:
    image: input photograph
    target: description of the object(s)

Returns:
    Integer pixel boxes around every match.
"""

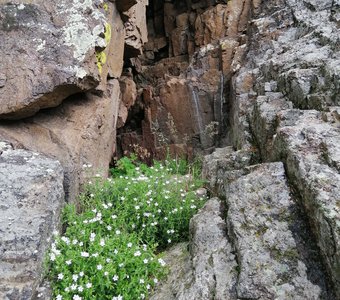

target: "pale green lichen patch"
[59,0,107,62]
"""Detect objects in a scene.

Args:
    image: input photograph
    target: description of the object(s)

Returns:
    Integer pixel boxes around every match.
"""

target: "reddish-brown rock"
[0,1,123,119]
[0,80,121,202]
[123,0,149,57]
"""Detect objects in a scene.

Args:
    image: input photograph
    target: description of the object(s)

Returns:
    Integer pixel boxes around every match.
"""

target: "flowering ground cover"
[47,156,207,300]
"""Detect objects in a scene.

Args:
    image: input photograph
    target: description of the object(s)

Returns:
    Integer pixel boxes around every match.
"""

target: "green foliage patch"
[48,156,207,300]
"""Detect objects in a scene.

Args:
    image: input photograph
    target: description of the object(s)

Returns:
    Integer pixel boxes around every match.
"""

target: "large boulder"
[0,0,124,119]
[225,162,326,299]
[0,142,64,299]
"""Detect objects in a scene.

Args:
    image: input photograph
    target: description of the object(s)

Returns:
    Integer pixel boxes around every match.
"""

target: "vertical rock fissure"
[188,84,206,146]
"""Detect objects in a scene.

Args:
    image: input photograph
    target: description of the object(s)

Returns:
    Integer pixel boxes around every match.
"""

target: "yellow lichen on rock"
[96,23,111,73]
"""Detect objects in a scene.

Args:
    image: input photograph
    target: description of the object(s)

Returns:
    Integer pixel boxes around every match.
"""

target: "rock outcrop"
[0,0,120,119]
[117,0,252,159]
[152,0,339,299]
[0,142,64,299]
[153,168,332,299]
[0,0,339,299]
[0,83,120,201]
[228,0,340,296]
[0,0,149,201]
[0,0,149,298]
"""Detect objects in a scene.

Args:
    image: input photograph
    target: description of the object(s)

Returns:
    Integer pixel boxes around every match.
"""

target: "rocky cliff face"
[117,0,253,159]
[0,0,148,298]
[0,0,339,299]
[150,0,340,299]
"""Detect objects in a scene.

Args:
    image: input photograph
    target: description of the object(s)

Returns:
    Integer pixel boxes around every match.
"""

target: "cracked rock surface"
[0,142,64,299]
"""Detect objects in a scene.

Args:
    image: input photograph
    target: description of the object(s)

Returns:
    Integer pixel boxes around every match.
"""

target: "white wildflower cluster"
[49,158,206,299]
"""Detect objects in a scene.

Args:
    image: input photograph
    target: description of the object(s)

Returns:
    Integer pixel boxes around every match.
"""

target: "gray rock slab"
[0,145,64,299]
[272,110,340,296]
[226,162,323,300]
[203,146,253,193]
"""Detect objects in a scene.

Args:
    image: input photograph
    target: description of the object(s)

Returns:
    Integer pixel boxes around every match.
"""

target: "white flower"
[158,258,166,266]
[112,275,119,281]
[70,284,77,291]
[57,273,64,280]
[112,295,123,300]
[90,232,96,242]
[50,253,56,261]
[56,295,63,300]
[115,230,121,235]
[107,225,112,231]
[72,274,79,282]
[52,248,61,256]
[100,239,105,246]
[168,239,172,243]
[112,215,117,219]
[153,278,158,284]
[92,253,99,257]
[106,258,112,263]
[79,271,84,277]
[114,249,118,255]
[134,250,141,257]
[139,279,145,284]
[81,252,89,257]
[61,236,70,244]
[97,264,103,270]
[73,295,82,300]
[127,242,133,248]
[135,205,140,210]
[140,293,145,299]
[143,259,148,264]
[146,284,151,290]
[66,260,72,265]
[78,286,83,292]
[104,271,109,276]
[85,282,92,289]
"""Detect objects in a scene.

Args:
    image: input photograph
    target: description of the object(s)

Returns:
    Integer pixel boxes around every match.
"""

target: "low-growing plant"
[48,156,207,300]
